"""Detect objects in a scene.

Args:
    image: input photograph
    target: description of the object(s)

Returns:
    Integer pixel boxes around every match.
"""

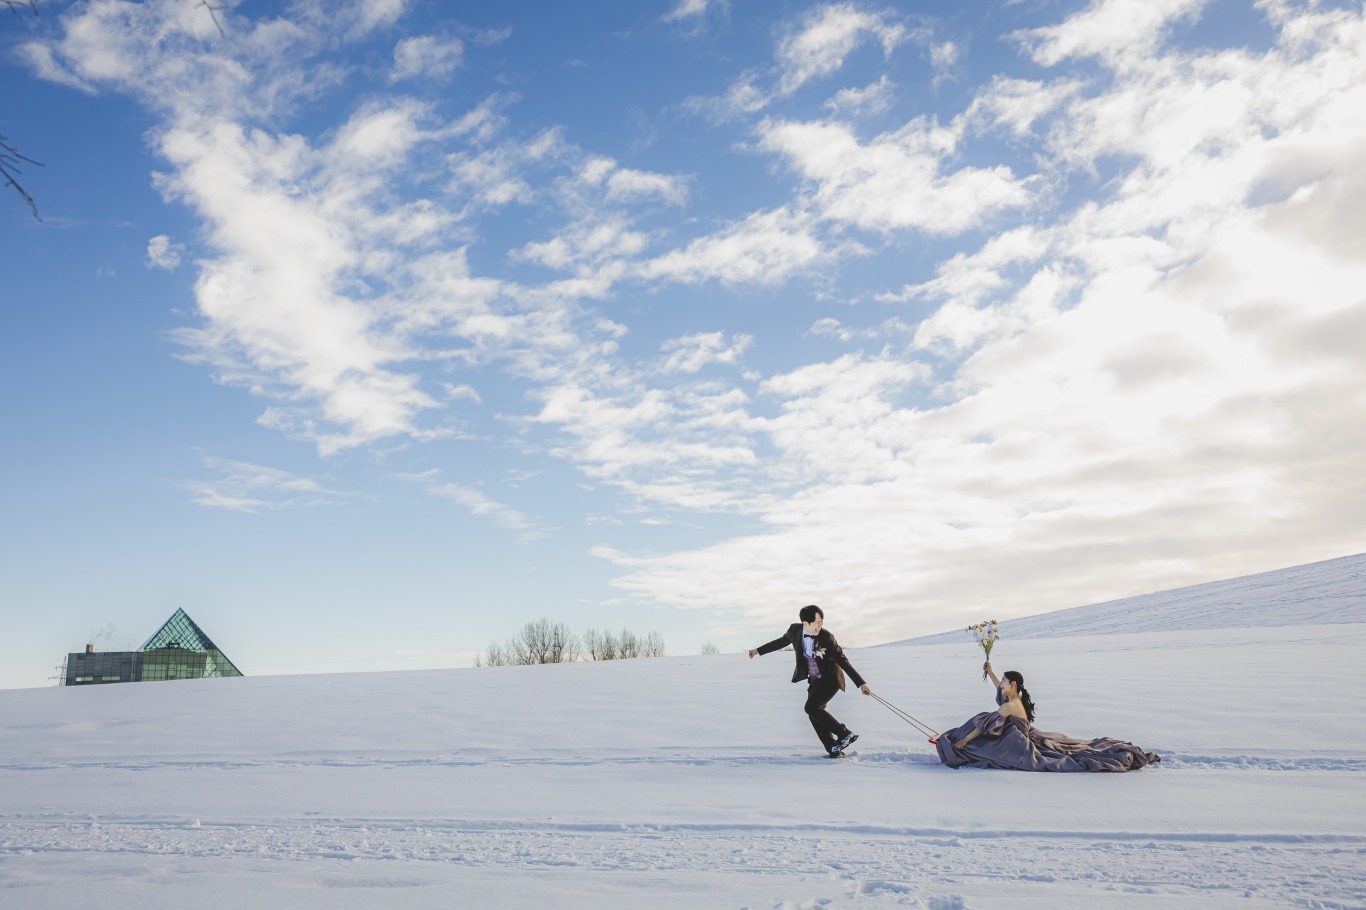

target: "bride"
[936,661,1160,772]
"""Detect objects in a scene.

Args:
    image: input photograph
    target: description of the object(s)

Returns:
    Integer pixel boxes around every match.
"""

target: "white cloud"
[390,35,464,83]
[758,354,930,483]
[721,74,772,116]
[443,383,481,403]
[963,76,1084,139]
[330,98,434,167]
[929,40,961,89]
[514,217,649,271]
[807,317,850,340]
[22,0,357,125]
[394,467,543,538]
[758,117,1032,234]
[87,66,550,456]
[930,41,960,71]
[527,376,763,513]
[351,0,409,38]
[577,156,616,186]
[447,128,565,210]
[185,456,349,513]
[1018,0,1208,67]
[662,0,717,23]
[690,2,913,120]
[556,155,692,207]
[636,206,832,285]
[879,225,1052,346]
[776,3,907,95]
[595,3,1366,641]
[507,157,692,275]
[429,482,542,539]
[15,42,94,93]
[824,75,895,117]
[145,235,184,270]
[806,316,913,343]
[658,332,753,374]
[152,115,456,455]
[606,168,689,206]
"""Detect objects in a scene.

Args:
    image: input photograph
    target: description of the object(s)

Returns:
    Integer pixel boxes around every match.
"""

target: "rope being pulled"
[869,692,943,744]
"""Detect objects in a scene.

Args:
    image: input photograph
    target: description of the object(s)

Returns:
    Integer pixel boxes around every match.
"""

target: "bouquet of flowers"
[965,619,1000,680]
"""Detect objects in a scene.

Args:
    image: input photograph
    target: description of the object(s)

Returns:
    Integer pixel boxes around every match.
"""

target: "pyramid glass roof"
[139,608,243,677]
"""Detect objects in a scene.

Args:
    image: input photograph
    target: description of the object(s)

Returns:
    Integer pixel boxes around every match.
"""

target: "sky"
[2,0,1364,689]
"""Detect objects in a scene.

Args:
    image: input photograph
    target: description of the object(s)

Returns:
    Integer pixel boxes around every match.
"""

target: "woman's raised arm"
[983,660,1001,687]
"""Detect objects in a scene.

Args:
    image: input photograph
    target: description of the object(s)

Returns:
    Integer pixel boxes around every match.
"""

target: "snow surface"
[2,554,1364,909]
[895,552,1366,643]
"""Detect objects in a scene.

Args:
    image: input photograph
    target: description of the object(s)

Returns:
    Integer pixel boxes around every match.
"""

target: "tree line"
[474,618,669,667]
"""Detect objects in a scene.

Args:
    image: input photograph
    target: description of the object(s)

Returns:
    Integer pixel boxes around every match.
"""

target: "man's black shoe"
[825,750,846,758]
[832,732,858,754]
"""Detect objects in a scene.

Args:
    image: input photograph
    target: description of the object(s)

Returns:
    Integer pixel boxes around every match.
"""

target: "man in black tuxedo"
[749,604,871,757]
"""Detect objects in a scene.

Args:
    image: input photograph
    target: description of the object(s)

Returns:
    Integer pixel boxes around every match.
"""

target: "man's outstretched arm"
[748,633,792,659]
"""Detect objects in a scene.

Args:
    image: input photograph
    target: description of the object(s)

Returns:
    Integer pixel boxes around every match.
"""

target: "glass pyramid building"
[64,608,242,685]
[138,608,243,681]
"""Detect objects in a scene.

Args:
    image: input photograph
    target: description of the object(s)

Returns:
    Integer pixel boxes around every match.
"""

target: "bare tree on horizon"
[477,622,667,666]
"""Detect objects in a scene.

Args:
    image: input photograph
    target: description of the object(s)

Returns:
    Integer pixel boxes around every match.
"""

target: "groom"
[749,605,871,757]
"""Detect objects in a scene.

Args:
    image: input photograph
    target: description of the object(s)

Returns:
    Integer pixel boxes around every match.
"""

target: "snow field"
[2,557,1364,908]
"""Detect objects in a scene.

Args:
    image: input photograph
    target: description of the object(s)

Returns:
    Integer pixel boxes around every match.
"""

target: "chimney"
[86,644,94,654]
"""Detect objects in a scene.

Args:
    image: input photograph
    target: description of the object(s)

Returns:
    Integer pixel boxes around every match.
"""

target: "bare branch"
[1,134,42,220]
[2,1,40,217]
[2,0,224,218]
[197,0,226,37]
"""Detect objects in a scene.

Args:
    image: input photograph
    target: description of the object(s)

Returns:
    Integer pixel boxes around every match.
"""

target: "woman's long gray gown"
[936,686,1160,772]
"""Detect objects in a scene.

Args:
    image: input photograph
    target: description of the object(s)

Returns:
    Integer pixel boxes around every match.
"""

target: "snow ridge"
[892,552,1366,645]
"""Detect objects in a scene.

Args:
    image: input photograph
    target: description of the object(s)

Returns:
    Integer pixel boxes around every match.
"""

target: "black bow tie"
[803,633,815,639]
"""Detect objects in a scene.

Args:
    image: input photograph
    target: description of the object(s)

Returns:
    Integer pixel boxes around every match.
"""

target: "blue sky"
[3,0,1364,689]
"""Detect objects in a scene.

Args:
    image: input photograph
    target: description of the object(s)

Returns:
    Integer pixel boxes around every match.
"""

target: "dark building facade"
[65,609,243,686]
[65,648,141,685]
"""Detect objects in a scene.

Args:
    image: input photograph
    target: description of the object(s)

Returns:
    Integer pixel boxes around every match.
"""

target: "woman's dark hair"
[1003,670,1037,723]
[799,604,824,624]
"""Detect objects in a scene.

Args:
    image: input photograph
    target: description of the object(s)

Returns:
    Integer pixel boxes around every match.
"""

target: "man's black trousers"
[804,674,850,753]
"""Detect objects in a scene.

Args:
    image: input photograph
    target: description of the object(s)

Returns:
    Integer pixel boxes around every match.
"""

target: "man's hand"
[859,684,871,695]
[748,649,757,659]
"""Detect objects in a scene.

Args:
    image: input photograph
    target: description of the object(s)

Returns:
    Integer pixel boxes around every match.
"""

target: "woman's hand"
[983,660,992,674]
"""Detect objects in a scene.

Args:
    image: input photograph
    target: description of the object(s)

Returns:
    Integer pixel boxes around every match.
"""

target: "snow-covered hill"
[892,551,1366,645]
[1,555,1363,909]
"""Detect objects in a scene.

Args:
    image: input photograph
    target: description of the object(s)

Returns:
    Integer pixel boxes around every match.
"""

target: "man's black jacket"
[756,624,866,692]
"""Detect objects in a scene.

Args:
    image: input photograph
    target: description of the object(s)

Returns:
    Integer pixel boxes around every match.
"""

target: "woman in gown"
[936,662,1160,772]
